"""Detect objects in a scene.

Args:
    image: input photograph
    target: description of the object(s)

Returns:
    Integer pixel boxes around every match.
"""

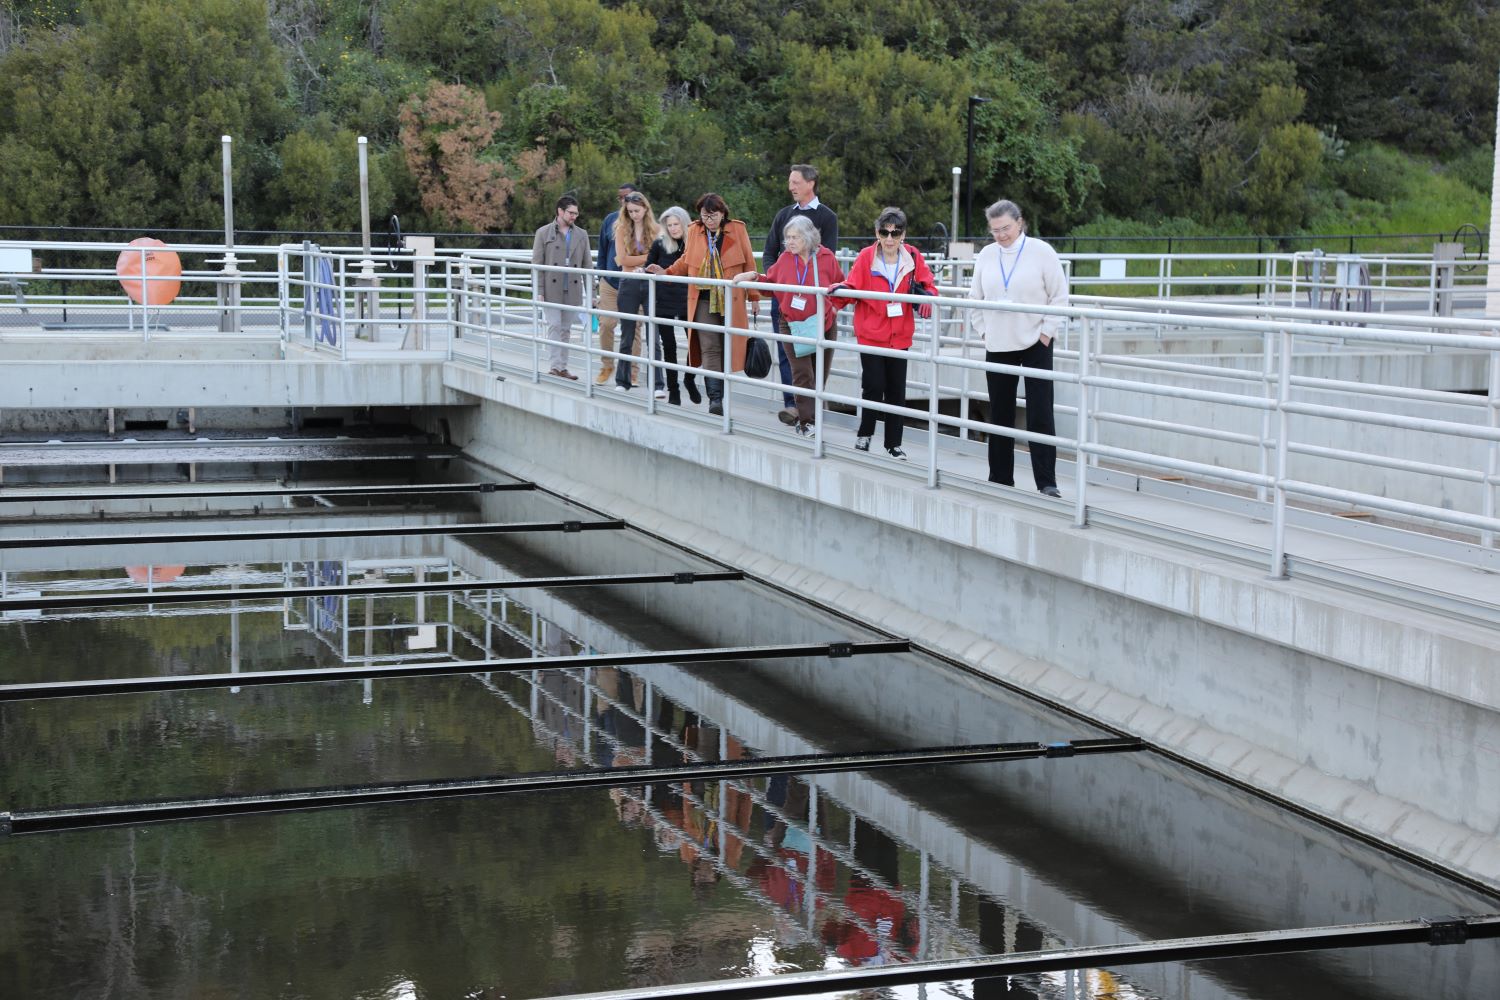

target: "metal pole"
[356,136,376,339]
[1269,328,1292,578]
[950,166,961,241]
[926,303,940,488]
[219,135,240,333]
[1484,346,1500,548]
[1072,316,1092,528]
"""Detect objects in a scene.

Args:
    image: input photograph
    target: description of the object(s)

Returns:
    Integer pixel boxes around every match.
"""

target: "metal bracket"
[1425,918,1469,946]
[827,642,854,658]
[672,572,696,584]
[1043,742,1077,758]
[562,521,582,533]
[479,483,500,492]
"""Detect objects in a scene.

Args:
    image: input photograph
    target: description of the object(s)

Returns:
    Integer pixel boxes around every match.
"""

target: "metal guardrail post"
[1257,328,1275,503]
[337,255,348,361]
[1073,316,1092,528]
[276,247,289,354]
[484,263,493,373]
[138,244,150,343]
[926,302,940,488]
[646,274,658,416]
[1485,346,1500,549]
[813,290,826,458]
[584,271,595,397]
[1270,327,1292,578]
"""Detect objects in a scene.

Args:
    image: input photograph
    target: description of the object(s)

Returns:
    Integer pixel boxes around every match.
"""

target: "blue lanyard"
[875,252,901,292]
[563,227,572,254]
[997,235,1026,294]
[794,255,809,286]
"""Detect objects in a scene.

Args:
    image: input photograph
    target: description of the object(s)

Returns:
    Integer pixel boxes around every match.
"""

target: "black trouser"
[985,339,1056,490]
[857,352,908,450]
[651,297,686,393]
[615,280,648,388]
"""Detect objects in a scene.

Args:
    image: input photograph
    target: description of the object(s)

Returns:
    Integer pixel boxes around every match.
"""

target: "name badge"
[886,301,904,318]
[790,295,807,310]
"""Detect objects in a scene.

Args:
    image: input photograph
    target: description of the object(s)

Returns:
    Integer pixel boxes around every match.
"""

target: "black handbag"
[743,335,772,378]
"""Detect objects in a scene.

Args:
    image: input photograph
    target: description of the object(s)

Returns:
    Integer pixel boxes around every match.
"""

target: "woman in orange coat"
[646,192,758,415]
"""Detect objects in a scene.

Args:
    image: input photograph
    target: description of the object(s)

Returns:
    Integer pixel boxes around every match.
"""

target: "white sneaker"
[654,389,668,400]
[855,436,871,452]
[886,446,907,461]
[794,422,812,437]
[613,385,629,393]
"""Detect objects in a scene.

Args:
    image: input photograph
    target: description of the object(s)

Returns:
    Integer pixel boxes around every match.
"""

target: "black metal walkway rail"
[0,518,625,550]
[0,481,531,503]
[535,915,1500,1000]
[0,639,911,701]
[0,570,743,611]
[0,737,1144,835]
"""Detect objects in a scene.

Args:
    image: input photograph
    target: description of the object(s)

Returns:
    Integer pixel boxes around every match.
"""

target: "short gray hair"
[657,206,691,254]
[781,214,821,251]
[985,199,1023,223]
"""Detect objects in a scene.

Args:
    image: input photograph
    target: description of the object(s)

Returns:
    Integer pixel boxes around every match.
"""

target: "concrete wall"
[430,365,1500,891]
[0,359,464,409]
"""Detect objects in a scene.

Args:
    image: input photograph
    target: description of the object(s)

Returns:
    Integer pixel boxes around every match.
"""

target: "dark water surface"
[1,458,1495,1000]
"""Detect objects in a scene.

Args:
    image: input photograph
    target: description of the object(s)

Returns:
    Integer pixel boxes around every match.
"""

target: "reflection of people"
[968,198,1068,497]
[646,193,759,417]
[737,215,845,436]
[830,207,935,460]
[531,196,591,380]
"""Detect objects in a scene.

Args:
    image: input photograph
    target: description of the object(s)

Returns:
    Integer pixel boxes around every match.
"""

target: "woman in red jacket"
[830,207,935,460]
[734,214,845,436]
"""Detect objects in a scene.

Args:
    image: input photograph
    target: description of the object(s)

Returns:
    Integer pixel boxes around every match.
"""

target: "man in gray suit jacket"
[532,195,591,379]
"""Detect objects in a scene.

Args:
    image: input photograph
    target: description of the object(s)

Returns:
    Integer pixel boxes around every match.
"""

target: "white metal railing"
[4,238,1498,586]
[439,253,1500,582]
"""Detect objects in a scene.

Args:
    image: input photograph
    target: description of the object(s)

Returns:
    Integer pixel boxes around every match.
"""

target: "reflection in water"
[1,472,1494,1000]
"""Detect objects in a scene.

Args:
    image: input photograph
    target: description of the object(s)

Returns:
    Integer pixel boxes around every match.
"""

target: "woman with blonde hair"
[645,205,692,404]
[646,192,759,416]
[613,191,662,391]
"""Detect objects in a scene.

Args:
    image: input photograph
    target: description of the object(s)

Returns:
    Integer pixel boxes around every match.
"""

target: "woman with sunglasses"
[646,193,759,416]
[829,207,935,459]
[612,191,661,391]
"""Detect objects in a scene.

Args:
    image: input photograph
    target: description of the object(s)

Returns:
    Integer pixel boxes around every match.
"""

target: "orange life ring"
[116,237,182,305]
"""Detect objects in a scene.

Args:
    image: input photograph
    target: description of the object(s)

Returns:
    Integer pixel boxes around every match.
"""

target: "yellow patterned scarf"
[700,229,727,314]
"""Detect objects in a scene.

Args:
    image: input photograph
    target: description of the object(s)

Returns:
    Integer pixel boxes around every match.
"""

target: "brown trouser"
[780,318,835,425]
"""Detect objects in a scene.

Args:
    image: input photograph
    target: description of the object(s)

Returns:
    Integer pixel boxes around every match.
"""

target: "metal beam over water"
[0,639,911,701]
[0,481,531,504]
[0,737,1143,835]
[535,916,1500,1000]
[0,518,625,550]
[0,570,743,612]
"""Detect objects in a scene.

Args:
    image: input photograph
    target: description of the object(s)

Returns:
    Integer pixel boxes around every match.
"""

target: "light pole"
[966,96,990,239]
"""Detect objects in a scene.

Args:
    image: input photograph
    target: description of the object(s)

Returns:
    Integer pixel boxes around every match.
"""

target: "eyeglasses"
[878,228,904,238]
[625,195,646,205]
[699,208,723,216]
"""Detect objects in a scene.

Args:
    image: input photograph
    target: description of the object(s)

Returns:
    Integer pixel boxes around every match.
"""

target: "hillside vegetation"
[0,0,1495,238]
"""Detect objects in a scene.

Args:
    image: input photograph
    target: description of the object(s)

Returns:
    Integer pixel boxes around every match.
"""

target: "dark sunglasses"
[878,228,904,238]
[624,195,647,204]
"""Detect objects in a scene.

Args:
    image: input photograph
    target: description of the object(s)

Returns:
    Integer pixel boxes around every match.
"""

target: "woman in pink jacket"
[830,207,935,460]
